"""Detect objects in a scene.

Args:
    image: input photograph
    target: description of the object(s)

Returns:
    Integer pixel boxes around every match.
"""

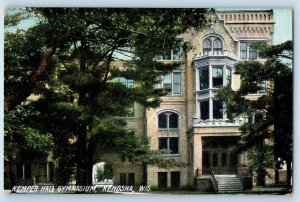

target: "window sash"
[169,137,179,154]
[240,42,247,59]
[213,100,223,119]
[226,68,232,86]
[212,67,223,88]
[200,67,209,90]
[200,100,209,120]
[173,73,181,94]
[169,113,179,128]
[159,137,168,150]
[158,172,168,188]
[158,114,168,128]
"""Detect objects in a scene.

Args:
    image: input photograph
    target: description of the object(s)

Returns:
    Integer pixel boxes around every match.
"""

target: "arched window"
[213,39,222,55]
[158,112,179,129]
[203,39,211,55]
[248,112,264,123]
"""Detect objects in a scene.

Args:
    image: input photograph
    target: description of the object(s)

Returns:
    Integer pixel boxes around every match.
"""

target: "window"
[158,172,168,188]
[249,112,264,123]
[120,173,135,185]
[249,81,266,95]
[158,112,179,129]
[212,66,223,88]
[240,42,247,59]
[120,173,126,185]
[200,100,224,120]
[159,137,179,154]
[160,72,182,95]
[200,67,209,90]
[203,39,211,55]
[213,39,222,55]
[249,46,258,60]
[17,163,31,179]
[121,153,126,162]
[200,100,209,120]
[226,68,232,86]
[258,81,266,93]
[240,41,258,60]
[203,37,223,55]
[156,41,181,61]
[128,173,135,186]
[171,172,180,188]
[112,77,134,88]
[213,100,223,119]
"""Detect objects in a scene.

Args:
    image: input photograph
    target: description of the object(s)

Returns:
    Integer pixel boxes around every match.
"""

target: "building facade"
[5,9,278,191]
[114,9,275,189]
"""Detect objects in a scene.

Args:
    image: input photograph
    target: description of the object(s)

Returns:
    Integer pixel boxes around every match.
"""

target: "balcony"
[193,50,236,60]
[193,118,243,127]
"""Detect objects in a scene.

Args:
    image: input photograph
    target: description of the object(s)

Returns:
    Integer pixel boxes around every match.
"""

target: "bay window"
[226,68,232,86]
[213,100,224,119]
[200,100,209,120]
[200,67,209,90]
[212,66,223,88]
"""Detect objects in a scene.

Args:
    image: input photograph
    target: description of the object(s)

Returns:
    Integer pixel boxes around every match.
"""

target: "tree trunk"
[4,47,55,113]
[76,132,87,186]
[8,161,16,190]
[76,39,88,187]
[273,78,280,185]
[86,161,94,186]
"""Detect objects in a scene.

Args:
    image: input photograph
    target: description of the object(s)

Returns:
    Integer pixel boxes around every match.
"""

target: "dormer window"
[213,39,222,55]
[203,37,223,55]
[203,39,211,55]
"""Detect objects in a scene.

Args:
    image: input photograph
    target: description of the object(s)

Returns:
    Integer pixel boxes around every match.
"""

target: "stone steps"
[215,175,243,193]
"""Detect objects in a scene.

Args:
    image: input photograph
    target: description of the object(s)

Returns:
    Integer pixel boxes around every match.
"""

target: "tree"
[5,8,211,186]
[217,40,293,186]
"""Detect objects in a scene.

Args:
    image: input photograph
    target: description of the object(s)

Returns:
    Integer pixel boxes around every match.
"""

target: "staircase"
[214,175,243,193]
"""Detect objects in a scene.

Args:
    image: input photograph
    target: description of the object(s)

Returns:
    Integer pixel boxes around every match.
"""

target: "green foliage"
[96,164,113,182]
[248,146,275,177]
[217,41,293,184]
[5,8,210,185]
[4,102,54,162]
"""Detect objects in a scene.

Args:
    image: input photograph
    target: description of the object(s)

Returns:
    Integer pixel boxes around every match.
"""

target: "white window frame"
[156,71,182,96]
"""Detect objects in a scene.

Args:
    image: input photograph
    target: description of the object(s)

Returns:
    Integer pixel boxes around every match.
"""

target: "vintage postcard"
[3,7,292,195]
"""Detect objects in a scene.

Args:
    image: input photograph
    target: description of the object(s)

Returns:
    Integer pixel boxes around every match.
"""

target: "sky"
[5,8,293,45]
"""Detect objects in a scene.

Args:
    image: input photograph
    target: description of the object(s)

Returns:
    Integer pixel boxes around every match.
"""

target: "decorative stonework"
[217,11,273,23]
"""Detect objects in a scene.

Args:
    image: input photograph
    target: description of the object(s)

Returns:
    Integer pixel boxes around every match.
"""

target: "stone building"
[112,9,275,190]
[5,9,279,191]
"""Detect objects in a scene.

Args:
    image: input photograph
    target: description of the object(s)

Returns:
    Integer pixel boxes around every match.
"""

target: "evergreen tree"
[217,41,293,186]
[5,8,210,186]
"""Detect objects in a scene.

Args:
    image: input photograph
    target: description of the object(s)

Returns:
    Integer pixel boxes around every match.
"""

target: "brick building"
[5,9,280,191]
[112,9,275,190]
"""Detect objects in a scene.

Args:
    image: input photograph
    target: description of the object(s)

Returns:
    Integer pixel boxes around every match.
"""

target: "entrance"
[202,137,238,175]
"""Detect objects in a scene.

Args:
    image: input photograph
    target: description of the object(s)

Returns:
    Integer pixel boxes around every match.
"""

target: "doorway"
[202,137,238,175]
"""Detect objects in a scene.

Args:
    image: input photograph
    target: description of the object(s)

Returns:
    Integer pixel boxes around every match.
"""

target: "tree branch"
[4,47,56,113]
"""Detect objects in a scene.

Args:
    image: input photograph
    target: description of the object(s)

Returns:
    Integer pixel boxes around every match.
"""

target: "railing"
[193,118,243,127]
[193,50,237,60]
[210,167,218,192]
